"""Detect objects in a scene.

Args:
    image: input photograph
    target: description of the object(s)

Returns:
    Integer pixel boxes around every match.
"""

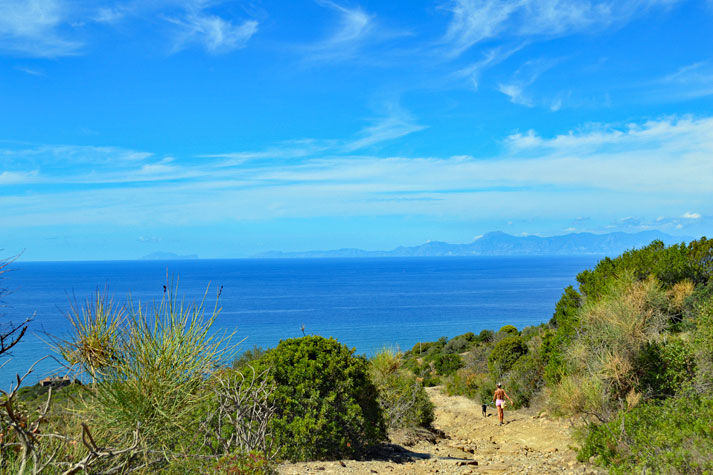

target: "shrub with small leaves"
[488,336,527,377]
[498,325,519,336]
[248,336,386,461]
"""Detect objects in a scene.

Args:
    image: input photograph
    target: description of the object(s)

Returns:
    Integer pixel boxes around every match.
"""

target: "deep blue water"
[0,256,600,387]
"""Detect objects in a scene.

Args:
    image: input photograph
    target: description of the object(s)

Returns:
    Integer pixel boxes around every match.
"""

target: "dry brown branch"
[59,423,140,475]
[0,357,59,475]
[202,365,280,459]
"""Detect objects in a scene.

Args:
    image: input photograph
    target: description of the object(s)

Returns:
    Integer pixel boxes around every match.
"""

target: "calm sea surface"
[0,256,600,387]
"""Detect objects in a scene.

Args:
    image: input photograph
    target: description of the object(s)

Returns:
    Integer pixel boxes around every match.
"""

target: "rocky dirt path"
[278,387,606,474]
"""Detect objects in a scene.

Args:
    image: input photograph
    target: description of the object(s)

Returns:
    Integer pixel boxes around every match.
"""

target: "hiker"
[493,383,513,425]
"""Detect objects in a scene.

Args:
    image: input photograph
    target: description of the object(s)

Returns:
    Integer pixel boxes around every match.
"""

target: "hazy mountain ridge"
[254,230,690,258]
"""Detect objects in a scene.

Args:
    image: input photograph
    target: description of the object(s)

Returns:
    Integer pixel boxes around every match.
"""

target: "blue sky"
[1,0,712,260]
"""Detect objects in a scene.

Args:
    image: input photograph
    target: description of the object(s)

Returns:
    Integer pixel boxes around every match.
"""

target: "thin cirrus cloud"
[165,12,258,54]
[651,62,713,100]
[0,0,82,57]
[0,0,259,58]
[300,0,375,63]
[496,57,562,106]
[439,0,680,58]
[2,114,712,227]
[302,0,410,64]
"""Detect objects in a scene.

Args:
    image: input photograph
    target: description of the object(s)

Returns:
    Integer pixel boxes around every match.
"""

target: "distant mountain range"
[141,252,199,260]
[254,231,690,259]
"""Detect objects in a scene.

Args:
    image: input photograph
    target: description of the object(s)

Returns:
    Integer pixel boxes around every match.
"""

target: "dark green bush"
[443,336,469,354]
[498,325,519,336]
[248,336,386,461]
[580,395,713,474]
[461,332,476,342]
[231,345,267,369]
[488,336,527,377]
[502,353,542,408]
[432,353,463,376]
[477,329,494,343]
[636,339,696,398]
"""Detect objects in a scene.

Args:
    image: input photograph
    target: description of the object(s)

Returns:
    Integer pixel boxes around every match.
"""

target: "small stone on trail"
[339,461,346,467]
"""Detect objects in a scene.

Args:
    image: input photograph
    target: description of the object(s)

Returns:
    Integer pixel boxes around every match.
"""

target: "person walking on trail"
[493,383,513,426]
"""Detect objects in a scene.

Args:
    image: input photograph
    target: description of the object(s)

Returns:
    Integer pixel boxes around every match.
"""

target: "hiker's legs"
[497,405,503,423]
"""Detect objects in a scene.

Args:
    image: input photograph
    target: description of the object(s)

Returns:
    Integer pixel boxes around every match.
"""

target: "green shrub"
[477,329,494,343]
[231,345,267,369]
[693,298,713,392]
[498,325,519,336]
[461,332,476,342]
[443,336,469,354]
[502,354,542,408]
[432,353,463,376]
[488,336,527,377]
[580,395,713,474]
[636,339,696,398]
[249,336,386,461]
[444,368,480,400]
[369,349,433,430]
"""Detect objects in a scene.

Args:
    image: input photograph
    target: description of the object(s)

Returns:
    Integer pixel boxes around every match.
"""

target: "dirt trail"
[278,387,606,474]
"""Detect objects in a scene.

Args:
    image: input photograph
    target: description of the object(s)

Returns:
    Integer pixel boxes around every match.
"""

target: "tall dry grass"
[549,274,671,422]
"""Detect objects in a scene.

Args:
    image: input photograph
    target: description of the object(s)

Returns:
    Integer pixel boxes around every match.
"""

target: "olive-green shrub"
[248,336,386,461]
[580,395,713,474]
[498,325,519,336]
[369,349,433,430]
[432,353,463,376]
[488,336,527,377]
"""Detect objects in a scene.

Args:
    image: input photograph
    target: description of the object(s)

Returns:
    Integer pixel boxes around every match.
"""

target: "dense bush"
[432,353,463,376]
[443,335,469,354]
[247,336,386,461]
[487,336,527,377]
[369,349,434,430]
[498,325,519,336]
[477,329,494,343]
[502,353,542,408]
[636,339,695,398]
[580,395,713,474]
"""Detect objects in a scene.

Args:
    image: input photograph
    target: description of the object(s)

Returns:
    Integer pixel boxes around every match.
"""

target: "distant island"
[141,252,199,260]
[254,230,690,258]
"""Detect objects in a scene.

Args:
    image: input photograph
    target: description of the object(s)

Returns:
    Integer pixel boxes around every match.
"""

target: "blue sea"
[0,256,600,388]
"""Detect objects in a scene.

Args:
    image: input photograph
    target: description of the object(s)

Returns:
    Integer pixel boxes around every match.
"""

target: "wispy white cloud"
[344,102,428,151]
[653,62,713,100]
[1,115,711,228]
[167,13,257,54]
[0,0,82,57]
[301,1,410,64]
[14,65,45,76]
[440,0,680,57]
[454,43,525,90]
[497,57,561,106]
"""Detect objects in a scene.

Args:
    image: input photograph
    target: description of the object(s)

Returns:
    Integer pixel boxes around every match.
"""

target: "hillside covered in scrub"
[1,238,712,474]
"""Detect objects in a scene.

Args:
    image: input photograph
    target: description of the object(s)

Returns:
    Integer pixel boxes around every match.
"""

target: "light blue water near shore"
[0,256,600,387]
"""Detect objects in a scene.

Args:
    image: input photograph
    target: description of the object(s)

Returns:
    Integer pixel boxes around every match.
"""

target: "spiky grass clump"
[57,289,124,383]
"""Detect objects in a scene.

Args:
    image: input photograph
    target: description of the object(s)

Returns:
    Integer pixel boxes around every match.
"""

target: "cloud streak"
[0,0,82,57]
[2,115,711,229]
[440,0,680,57]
